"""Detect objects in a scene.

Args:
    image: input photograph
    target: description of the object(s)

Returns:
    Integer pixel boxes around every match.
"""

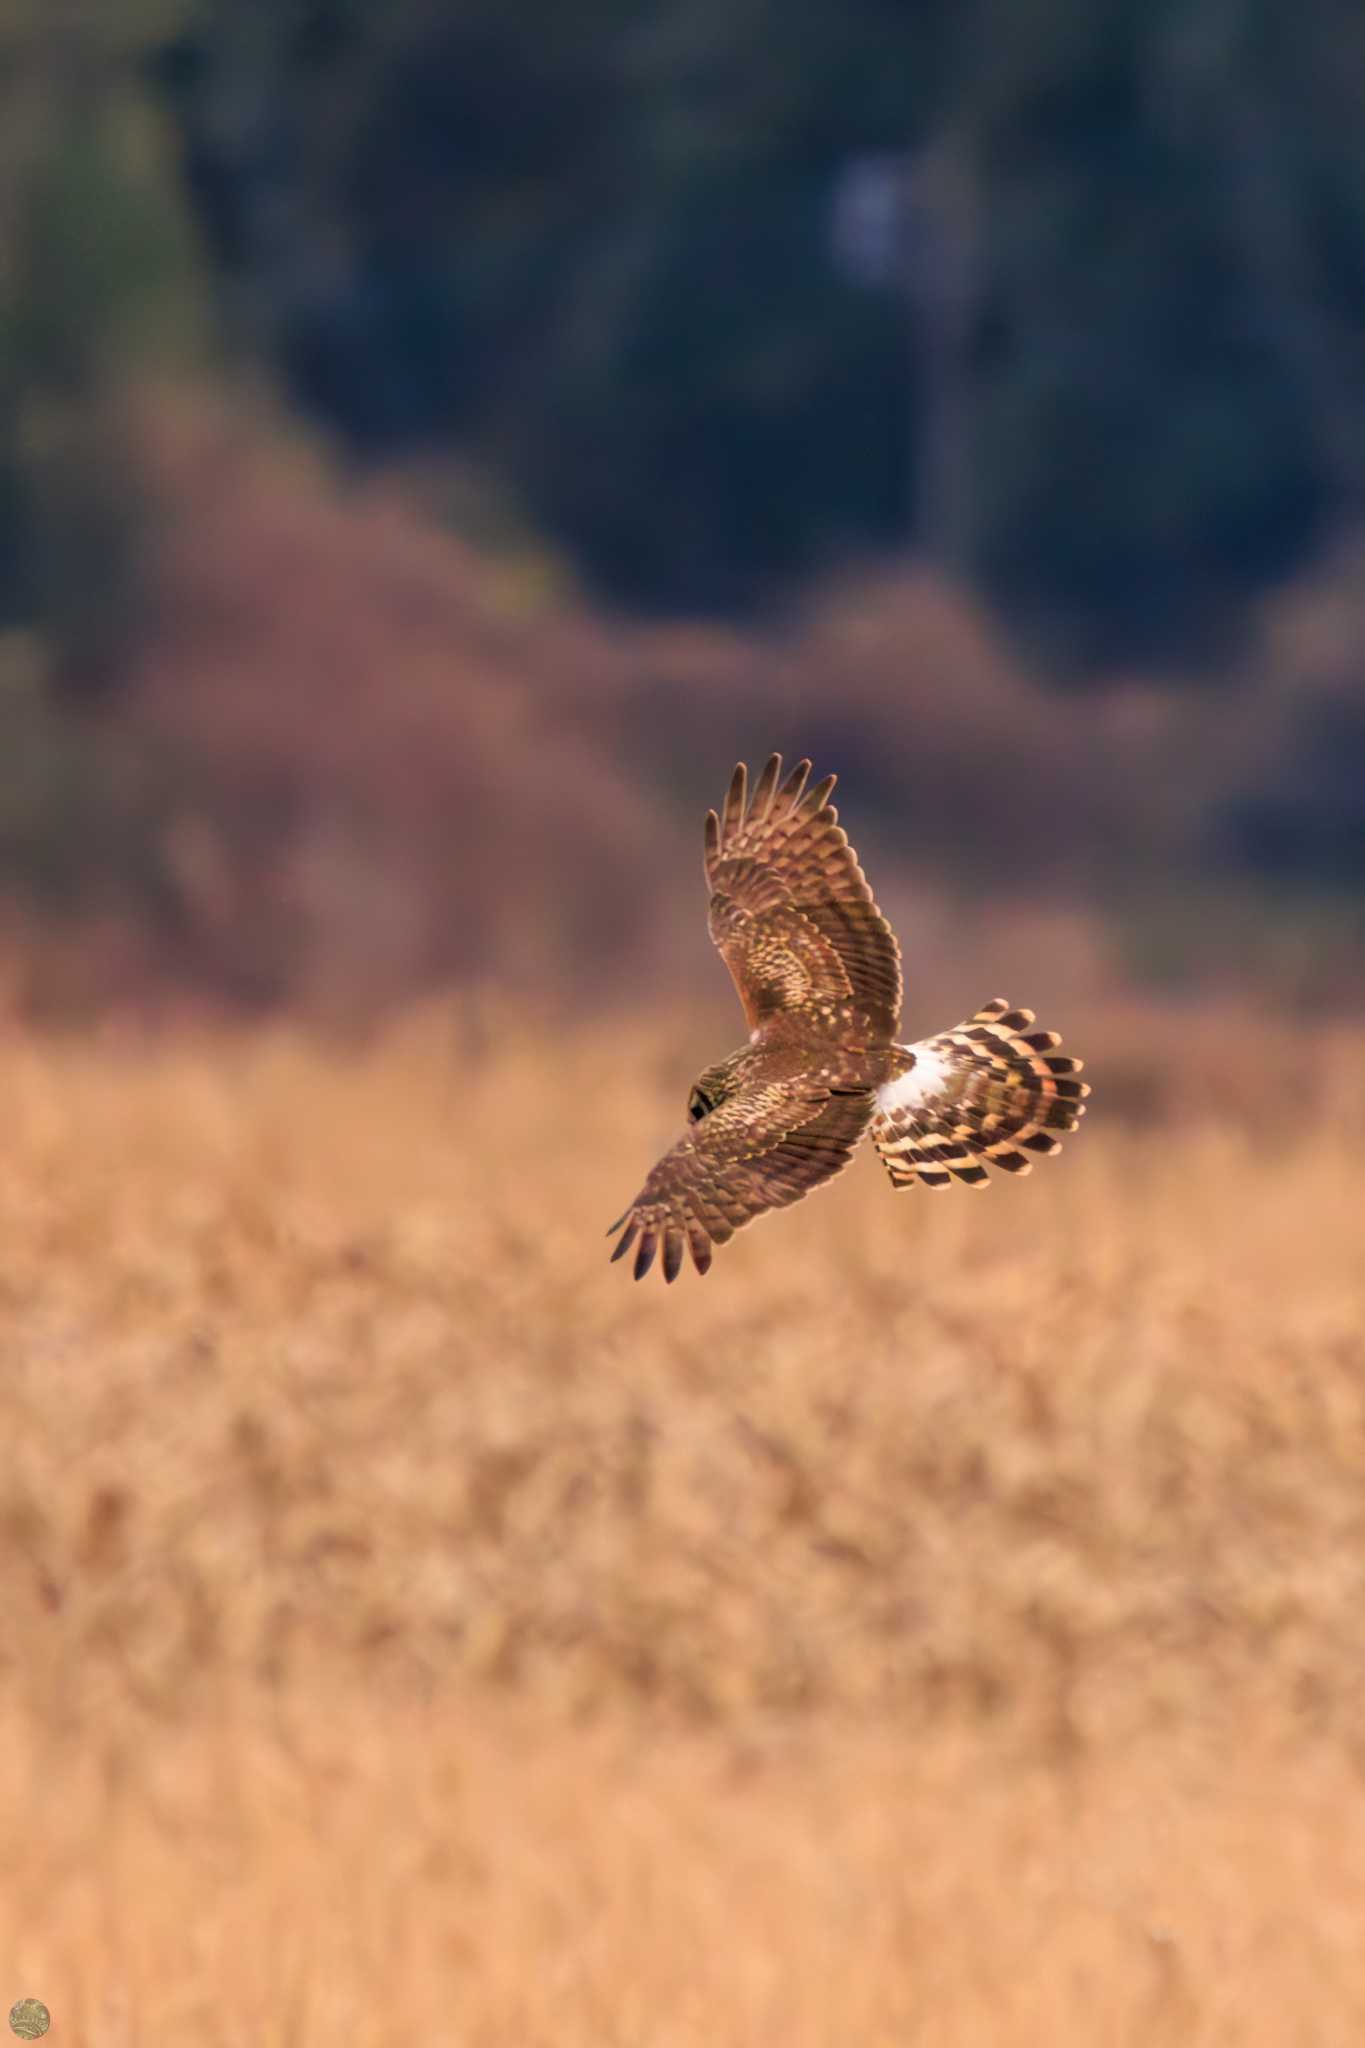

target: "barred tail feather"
[872,999,1089,1191]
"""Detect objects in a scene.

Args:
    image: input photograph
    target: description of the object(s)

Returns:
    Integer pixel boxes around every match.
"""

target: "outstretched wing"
[607,1079,874,1282]
[705,755,901,1047]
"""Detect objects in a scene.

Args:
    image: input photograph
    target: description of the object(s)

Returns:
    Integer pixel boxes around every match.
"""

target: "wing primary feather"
[722,763,748,839]
[704,809,720,864]
[662,1228,684,1284]
[633,1230,658,1280]
[610,1219,640,1261]
[750,753,783,823]
[686,1221,713,1274]
[777,758,811,809]
[806,773,837,814]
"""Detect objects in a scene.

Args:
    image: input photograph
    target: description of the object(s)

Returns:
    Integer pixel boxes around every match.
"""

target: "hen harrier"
[608,755,1089,1282]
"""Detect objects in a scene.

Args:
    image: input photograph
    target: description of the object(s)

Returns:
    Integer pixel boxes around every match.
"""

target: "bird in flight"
[608,755,1089,1281]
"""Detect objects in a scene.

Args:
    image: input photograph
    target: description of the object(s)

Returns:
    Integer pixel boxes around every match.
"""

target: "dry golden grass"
[3,1004,1365,2042]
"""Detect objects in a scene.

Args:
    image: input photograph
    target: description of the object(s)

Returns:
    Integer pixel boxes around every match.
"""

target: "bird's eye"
[688,1088,712,1122]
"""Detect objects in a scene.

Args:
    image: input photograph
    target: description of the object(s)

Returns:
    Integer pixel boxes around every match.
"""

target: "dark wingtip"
[609,1216,640,1262]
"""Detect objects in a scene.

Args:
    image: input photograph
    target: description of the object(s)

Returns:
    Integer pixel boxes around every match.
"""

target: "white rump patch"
[875,1045,951,1115]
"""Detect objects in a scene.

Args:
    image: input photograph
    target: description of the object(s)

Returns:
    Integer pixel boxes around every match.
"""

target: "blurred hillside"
[0,0,1363,1017]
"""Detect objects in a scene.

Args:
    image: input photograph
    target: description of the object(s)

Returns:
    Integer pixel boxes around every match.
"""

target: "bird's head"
[686,1052,746,1125]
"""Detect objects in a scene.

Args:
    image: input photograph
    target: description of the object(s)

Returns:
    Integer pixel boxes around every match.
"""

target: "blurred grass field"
[3,1001,1365,2043]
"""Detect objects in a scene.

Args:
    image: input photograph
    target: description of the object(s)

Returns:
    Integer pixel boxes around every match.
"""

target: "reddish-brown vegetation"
[4,395,1363,1021]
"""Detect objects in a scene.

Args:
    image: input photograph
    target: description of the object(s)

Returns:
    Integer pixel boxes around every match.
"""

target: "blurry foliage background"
[0,0,1363,1019]
[3,22,1365,2032]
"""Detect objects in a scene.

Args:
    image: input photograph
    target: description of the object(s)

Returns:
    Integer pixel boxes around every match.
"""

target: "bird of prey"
[608,755,1089,1282]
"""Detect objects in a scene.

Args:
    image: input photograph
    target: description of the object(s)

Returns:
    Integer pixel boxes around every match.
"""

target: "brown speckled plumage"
[608,757,1090,1280]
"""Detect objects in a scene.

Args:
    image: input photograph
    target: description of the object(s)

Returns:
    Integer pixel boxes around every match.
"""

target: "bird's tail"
[872,999,1088,1189]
